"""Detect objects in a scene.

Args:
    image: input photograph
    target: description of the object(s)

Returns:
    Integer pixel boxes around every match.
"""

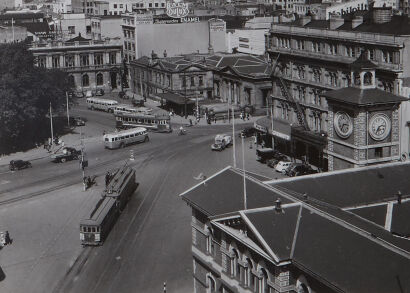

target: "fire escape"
[271,54,310,131]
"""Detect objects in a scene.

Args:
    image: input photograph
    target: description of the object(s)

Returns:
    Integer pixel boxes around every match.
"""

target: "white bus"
[113,104,153,115]
[87,97,118,113]
[103,127,149,149]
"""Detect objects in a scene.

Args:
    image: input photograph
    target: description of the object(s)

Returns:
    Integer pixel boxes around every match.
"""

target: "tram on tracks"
[79,165,138,246]
[114,111,172,133]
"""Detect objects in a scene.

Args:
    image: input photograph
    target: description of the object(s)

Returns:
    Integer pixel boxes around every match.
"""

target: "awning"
[254,117,291,141]
[156,93,195,105]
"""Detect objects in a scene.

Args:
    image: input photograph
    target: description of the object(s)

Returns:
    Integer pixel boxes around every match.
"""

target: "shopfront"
[254,117,291,156]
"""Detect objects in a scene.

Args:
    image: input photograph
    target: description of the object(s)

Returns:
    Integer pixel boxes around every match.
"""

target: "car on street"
[51,147,81,163]
[95,89,105,96]
[74,91,85,98]
[211,134,231,151]
[275,161,292,173]
[9,160,32,171]
[70,116,86,127]
[85,90,94,98]
[286,164,318,177]
[239,127,255,138]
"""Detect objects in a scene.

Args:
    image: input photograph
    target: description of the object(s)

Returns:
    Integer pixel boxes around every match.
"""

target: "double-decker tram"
[80,165,138,246]
[115,112,172,133]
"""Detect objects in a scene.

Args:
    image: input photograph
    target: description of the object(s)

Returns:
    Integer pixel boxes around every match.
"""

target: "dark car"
[9,160,32,171]
[267,154,288,168]
[96,89,105,96]
[286,164,318,177]
[75,91,85,98]
[256,148,281,163]
[70,116,86,127]
[239,127,255,138]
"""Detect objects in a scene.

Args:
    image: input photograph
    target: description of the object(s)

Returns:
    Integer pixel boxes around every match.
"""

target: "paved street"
[0,99,284,293]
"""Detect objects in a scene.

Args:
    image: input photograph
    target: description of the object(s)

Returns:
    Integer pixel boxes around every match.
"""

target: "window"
[37,56,46,68]
[52,55,60,68]
[258,268,268,293]
[65,55,75,67]
[368,49,375,60]
[297,66,305,79]
[375,147,383,158]
[80,54,89,66]
[82,74,89,87]
[296,39,304,50]
[94,53,103,65]
[329,44,337,55]
[383,50,393,63]
[161,3,165,7]
[97,73,104,85]
[68,75,75,88]
[364,72,372,86]
[207,275,216,293]
[149,3,152,7]
[199,76,203,86]
[245,258,254,289]
[119,4,123,8]
[312,69,321,83]
[312,42,321,53]
[114,4,117,8]
[297,86,306,103]
[182,76,187,88]
[68,26,75,34]
[155,2,158,7]
[86,25,91,34]
[109,52,117,64]
[328,72,338,87]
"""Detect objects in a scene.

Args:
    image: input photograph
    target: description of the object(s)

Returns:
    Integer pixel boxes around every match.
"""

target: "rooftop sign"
[166,0,189,18]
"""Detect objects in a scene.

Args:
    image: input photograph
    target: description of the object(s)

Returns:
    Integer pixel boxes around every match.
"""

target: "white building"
[227,29,268,55]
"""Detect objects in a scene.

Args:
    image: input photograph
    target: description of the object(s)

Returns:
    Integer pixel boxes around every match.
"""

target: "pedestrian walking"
[214,116,217,124]
[240,112,243,120]
[246,113,250,120]
[105,172,111,186]
[189,119,193,126]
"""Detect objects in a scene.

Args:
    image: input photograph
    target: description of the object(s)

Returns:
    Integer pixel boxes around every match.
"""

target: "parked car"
[286,164,318,177]
[95,89,105,96]
[256,148,281,163]
[275,161,292,173]
[9,160,32,171]
[85,90,94,98]
[240,127,255,138]
[267,154,288,168]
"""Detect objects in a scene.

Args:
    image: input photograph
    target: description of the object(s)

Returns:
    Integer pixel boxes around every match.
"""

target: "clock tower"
[323,53,407,171]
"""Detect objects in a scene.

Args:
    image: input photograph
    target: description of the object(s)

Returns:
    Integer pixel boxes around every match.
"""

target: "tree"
[0,42,70,154]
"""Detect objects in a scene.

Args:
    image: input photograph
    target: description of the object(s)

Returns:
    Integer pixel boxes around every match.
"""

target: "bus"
[103,127,149,149]
[80,166,138,246]
[86,97,118,112]
[113,104,152,115]
[115,112,172,133]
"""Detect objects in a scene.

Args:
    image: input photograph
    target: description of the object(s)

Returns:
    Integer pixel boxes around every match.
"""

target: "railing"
[29,39,122,49]
[270,24,405,47]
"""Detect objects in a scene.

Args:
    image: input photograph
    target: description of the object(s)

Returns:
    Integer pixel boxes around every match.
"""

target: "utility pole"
[66,91,70,127]
[232,103,236,168]
[184,71,187,119]
[12,18,15,42]
[242,133,247,209]
[50,103,54,146]
[270,98,274,149]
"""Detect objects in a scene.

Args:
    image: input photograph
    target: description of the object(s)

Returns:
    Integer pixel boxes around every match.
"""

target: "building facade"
[181,165,410,293]
[29,37,122,91]
[265,8,410,169]
[0,25,26,43]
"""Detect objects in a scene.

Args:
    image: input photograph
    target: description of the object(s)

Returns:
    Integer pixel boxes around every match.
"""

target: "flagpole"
[242,134,246,209]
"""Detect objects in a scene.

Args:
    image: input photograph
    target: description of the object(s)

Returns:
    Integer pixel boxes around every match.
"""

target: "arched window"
[354,72,361,86]
[68,75,75,88]
[82,74,89,87]
[231,249,240,279]
[258,268,268,293]
[205,226,213,255]
[97,73,104,86]
[206,275,216,293]
[364,72,372,86]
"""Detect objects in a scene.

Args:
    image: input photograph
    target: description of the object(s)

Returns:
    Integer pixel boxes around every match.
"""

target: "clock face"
[334,111,353,139]
[369,113,391,141]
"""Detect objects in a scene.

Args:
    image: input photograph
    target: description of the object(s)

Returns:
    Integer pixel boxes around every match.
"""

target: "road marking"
[0,180,10,185]
[0,171,12,175]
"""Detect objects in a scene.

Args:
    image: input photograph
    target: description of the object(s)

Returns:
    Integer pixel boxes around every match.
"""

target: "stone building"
[265,7,410,169]
[29,35,122,91]
[181,164,410,293]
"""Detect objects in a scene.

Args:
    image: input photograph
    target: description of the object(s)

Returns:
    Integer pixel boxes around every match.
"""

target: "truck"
[211,134,232,151]
[51,147,81,163]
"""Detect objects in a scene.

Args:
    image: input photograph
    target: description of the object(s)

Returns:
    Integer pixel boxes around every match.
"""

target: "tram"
[79,166,138,246]
[115,112,172,133]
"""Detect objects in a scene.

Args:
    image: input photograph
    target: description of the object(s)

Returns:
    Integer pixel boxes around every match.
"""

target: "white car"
[275,161,292,173]
[223,135,232,146]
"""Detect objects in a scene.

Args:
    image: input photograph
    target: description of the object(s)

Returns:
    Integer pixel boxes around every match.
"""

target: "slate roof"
[180,167,292,216]
[322,87,407,106]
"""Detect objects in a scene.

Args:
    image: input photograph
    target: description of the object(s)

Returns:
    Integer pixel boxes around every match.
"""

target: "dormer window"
[364,72,373,86]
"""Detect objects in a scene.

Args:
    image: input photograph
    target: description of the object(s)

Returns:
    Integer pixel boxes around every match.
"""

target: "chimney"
[351,16,363,29]
[397,191,402,205]
[275,198,282,212]
[299,15,311,26]
[163,50,167,58]
[329,14,344,30]
[372,6,392,24]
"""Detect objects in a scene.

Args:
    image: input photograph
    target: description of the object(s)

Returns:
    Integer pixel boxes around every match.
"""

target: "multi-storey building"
[265,7,410,169]
[121,13,227,59]
[29,36,122,91]
[181,163,410,293]
[129,55,214,115]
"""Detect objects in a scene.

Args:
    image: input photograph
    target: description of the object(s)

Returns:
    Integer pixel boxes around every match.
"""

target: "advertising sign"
[166,0,189,18]
[135,15,153,25]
